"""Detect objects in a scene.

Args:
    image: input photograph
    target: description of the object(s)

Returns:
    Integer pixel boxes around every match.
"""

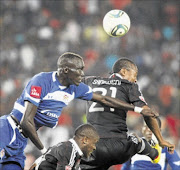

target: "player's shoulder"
[57,141,74,156]
[121,79,134,85]
[32,71,53,79]
[48,141,71,159]
[84,75,135,87]
[85,76,113,85]
[28,72,55,89]
[84,75,100,81]
[52,141,69,152]
[83,76,100,84]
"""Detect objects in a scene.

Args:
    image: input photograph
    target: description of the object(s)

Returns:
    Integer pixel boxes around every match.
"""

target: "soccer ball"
[103,9,131,37]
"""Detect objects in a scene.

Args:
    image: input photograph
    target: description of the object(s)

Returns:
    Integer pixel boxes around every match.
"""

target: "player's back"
[44,139,82,169]
[84,74,134,138]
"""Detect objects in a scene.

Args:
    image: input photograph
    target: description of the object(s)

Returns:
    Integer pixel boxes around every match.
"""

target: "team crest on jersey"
[63,95,69,101]
[30,86,42,98]
[0,148,5,160]
[139,95,146,104]
[65,166,72,170]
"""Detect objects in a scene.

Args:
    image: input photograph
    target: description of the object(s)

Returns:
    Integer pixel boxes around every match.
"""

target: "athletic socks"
[138,138,159,160]
[151,143,162,164]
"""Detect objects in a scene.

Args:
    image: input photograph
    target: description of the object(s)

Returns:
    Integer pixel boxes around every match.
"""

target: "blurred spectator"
[0,1,179,169]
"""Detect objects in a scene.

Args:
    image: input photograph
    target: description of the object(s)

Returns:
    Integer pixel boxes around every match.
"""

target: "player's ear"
[119,68,126,76]
[57,68,62,74]
[82,136,88,145]
[63,67,69,74]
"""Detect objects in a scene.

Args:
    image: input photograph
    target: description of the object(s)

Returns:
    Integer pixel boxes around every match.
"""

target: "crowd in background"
[0,0,179,169]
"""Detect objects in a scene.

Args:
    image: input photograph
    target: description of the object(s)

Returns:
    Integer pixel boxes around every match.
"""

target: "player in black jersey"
[30,124,99,170]
[80,58,175,170]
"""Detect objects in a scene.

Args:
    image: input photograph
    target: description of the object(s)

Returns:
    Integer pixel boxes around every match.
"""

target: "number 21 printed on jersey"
[89,87,117,112]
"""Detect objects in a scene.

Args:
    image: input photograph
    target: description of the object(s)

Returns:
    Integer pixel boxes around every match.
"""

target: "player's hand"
[159,140,175,154]
[29,154,45,170]
[151,108,159,117]
[140,108,157,117]
[29,147,51,170]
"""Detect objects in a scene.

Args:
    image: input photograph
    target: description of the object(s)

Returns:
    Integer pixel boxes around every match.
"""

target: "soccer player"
[121,117,180,170]
[80,58,175,170]
[0,52,154,170]
[30,124,99,170]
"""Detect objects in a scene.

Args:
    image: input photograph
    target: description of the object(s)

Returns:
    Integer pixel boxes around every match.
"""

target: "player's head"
[57,52,85,86]
[74,124,99,158]
[112,58,138,83]
[142,117,161,142]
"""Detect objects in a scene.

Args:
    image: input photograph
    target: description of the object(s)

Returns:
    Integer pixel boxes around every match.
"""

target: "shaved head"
[75,124,99,140]
[56,52,85,86]
[112,58,138,73]
[75,124,99,158]
[57,52,83,68]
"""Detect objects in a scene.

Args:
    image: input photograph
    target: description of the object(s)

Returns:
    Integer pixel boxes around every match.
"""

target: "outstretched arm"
[142,106,175,153]
[92,92,156,116]
[20,101,46,152]
[92,92,175,152]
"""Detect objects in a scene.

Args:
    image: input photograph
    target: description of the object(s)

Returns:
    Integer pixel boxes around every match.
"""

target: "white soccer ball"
[103,9,131,37]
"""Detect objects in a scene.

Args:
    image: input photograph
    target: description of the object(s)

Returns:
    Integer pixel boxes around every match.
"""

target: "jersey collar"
[69,138,83,156]
[52,71,67,90]
[109,73,123,79]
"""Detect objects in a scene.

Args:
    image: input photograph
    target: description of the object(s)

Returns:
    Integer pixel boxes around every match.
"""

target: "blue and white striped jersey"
[10,71,93,129]
[122,147,180,170]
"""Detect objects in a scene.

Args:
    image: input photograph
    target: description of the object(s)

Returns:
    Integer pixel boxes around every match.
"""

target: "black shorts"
[80,135,141,170]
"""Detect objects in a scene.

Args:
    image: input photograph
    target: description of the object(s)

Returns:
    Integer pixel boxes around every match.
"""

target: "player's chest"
[42,87,76,105]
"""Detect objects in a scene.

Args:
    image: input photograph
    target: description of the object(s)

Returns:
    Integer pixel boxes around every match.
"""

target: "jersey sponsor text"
[30,86,42,98]
[92,79,121,85]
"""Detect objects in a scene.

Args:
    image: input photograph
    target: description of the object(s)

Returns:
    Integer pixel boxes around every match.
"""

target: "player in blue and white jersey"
[122,117,180,170]
[0,52,155,170]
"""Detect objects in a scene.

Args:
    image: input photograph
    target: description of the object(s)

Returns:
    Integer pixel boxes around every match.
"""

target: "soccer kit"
[38,138,83,170]
[122,140,180,170]
[0,71,93,168]
[80,73,147,170]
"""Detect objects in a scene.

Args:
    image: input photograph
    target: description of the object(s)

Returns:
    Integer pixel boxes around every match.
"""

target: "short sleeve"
[45,144,68,170]
[24,73,47,106]
[128,83,147,107]
[75,83,93,101]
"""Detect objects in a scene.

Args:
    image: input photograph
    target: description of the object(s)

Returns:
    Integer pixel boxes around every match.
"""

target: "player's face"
[123,68,137,83]
[67,58,85,86]
[142,125,153,141]
[82,138,99,158]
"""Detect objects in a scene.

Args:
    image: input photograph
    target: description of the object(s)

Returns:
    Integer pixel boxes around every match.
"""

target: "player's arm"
[20,101,45,151]
[142,106,175,153]
[92,92,155,116]
[129,83,174,151]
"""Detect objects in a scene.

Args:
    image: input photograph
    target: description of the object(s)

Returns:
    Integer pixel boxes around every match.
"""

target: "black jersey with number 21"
[84,74,147,138]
